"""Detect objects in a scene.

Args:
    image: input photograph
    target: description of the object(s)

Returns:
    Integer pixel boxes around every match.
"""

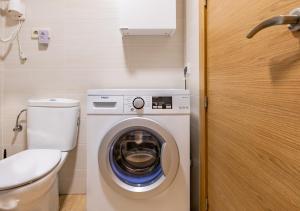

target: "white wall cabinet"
[120,0,176,36]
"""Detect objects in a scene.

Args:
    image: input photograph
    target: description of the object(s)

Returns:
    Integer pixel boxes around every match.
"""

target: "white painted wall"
[0,0,185,194]
[185,0,200,210]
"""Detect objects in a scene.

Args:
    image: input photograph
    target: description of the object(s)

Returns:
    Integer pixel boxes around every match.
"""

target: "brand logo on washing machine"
[100,96,109,99]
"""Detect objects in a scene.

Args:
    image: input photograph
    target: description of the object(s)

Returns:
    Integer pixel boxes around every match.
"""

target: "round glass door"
[109,129,164,187]
[99,117,179,199]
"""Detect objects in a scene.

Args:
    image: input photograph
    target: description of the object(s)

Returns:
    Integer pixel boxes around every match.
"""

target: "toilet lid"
[0,149,61,191]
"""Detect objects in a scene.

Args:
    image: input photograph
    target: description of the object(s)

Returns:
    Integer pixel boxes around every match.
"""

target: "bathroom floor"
[59,195,86,211]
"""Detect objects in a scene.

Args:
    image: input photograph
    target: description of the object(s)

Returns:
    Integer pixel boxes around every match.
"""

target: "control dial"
[133,97,145,109]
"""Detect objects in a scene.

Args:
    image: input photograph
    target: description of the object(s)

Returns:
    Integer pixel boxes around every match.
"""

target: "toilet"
[0,98,80,211]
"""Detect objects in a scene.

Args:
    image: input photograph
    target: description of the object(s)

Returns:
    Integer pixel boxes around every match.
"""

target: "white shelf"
[120,0,176,36]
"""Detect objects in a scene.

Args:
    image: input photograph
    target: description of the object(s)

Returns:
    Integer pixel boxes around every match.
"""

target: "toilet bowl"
[0,150,68,211]
[0,98,80,211]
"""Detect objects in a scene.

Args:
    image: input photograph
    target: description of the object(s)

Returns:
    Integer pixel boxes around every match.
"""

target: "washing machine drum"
[99,118,180,198]
[110,130,163,186]
[113,130,161,173]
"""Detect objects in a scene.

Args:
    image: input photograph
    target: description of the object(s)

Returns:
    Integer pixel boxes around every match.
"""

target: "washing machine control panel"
[124,95,190,114]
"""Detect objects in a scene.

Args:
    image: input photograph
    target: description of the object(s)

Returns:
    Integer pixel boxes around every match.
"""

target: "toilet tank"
[27,98,80,152]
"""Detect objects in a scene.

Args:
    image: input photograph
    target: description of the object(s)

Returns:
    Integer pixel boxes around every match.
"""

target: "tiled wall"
[0,59,2,157]
[0,0,4,160]
[185,0,200,210]
[0,68,3,160]
[0,0,185,194]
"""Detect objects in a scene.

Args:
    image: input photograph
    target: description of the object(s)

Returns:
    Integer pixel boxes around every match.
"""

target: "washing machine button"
[133,97,145,109]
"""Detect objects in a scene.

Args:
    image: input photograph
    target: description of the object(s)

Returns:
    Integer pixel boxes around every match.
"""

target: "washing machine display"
[152,96,172,109]
[109,128,163,187]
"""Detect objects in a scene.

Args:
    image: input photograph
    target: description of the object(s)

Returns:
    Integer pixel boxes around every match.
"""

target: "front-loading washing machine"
[86,89,190,211]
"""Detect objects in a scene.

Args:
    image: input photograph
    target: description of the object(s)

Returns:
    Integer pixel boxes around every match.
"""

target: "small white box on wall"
[120,0,176,36]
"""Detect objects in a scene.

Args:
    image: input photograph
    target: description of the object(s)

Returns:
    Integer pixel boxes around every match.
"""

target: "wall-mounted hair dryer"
[0,0,27,61]
[8,0,26,20]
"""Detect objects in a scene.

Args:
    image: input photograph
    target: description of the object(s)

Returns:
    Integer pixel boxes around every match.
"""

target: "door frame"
[199,0,208,211]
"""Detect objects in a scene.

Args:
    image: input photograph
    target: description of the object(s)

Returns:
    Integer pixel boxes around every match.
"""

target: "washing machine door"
[99,117,180,199]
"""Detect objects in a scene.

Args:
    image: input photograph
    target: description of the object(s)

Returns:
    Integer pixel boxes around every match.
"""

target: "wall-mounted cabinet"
[120,0,176,36]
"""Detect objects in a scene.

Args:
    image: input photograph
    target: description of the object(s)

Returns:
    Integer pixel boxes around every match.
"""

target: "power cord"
[0,20,27,61]
[17,31,27,61]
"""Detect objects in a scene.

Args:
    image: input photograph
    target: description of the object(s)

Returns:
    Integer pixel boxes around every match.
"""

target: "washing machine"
[86,89,190,211]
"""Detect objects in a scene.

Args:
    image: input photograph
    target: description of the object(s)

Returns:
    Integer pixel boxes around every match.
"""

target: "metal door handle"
[247,8,300,39]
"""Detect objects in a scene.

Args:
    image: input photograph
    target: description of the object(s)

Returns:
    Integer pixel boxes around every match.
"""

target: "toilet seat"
[0,149,61,191]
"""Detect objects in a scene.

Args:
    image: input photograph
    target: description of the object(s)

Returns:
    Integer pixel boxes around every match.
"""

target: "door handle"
[161,143,171,176]
[161,141,179,177]
[247,8,300,39]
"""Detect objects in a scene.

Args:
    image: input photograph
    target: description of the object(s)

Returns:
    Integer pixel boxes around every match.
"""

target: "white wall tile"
[0,70,3,160]
[0,0,5,160]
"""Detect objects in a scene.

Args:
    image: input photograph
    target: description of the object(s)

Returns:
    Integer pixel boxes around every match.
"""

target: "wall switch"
[38,30,50,44]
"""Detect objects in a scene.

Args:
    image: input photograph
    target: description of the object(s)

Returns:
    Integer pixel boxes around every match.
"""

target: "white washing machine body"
[87,89,190,211]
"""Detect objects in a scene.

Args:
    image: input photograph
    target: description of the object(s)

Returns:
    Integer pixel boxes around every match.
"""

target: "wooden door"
[206,0,300,210]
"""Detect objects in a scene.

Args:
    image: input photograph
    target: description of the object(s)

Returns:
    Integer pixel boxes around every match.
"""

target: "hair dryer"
[8,0,26,20]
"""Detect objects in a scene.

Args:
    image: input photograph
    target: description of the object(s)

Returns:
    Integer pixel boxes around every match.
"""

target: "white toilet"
[0,98,80,211]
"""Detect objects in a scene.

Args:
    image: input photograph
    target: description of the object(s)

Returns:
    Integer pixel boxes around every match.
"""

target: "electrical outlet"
[31,28,51,39]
